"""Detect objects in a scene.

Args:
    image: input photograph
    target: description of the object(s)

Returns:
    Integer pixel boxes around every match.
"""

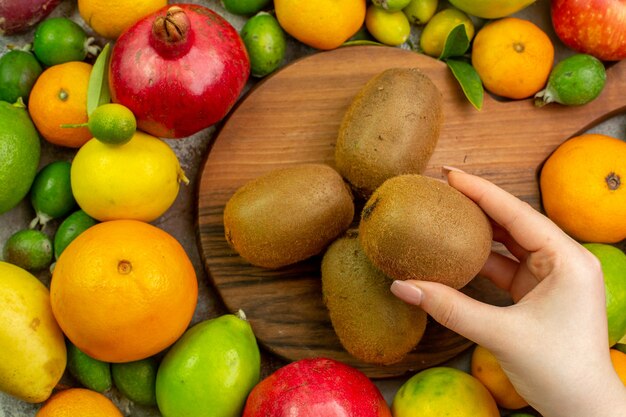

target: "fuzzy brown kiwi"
[359,174,492,289]
[335,67,444,198]
[223,163,355,269]
[321,230,428,365]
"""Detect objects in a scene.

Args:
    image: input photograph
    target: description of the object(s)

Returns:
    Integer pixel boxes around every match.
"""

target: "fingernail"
[391,280,423,305]
[442,165,465,177]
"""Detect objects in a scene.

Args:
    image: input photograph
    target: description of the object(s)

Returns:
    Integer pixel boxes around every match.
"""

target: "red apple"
[551,0,626,61]
[243,358,392,417]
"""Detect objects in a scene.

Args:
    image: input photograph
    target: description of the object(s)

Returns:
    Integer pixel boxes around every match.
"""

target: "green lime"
[88,103,137,145]
[67,341,112,393]
[241,12,287,78]
[222,0,271,15]
[365,5,411,46]
[615,343,626,354]
[0,50,43,105]
[0,101,41,215]
[30,161,76,227]
[53,209,97,260]
[420,8,474,57]
[112,357,158,406]
[403,0,438,25]
[535,53,606,106]
[373,0,412,12]
[33,17,99,67]
[3,229,53,271]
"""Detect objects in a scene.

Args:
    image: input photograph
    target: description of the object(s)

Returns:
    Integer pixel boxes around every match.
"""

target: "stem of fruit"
[84,37,102,57]
[151,6,193,59]
[606,172,621,190]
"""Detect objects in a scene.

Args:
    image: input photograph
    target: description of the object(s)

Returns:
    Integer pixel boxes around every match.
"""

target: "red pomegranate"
[109,4,250,138]
[243,358,392,417]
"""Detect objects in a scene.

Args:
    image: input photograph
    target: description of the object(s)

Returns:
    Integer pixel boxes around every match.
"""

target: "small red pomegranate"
[243,358,392,417]
[109,4,250,138]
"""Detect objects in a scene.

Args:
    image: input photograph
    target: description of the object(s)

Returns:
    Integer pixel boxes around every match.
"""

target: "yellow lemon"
[78,0,167,39]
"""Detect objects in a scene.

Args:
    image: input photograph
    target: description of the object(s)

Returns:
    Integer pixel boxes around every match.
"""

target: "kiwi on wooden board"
[359,174,492,289]
[223,163,355,269]
[335,67,444,198]
[321,230,427,365]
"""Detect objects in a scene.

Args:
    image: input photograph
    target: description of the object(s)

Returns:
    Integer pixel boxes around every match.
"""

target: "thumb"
[390,280,508,348]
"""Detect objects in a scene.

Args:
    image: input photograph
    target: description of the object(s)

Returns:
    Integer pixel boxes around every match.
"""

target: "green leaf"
[439,24,470,60]
[447,59,484,110]
[87,43,111,116]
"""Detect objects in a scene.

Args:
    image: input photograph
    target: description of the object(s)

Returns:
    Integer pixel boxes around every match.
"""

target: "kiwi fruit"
[321,230,427,365]
[223,163,354,269]
[359,174,492,289]
[335,67,444,198]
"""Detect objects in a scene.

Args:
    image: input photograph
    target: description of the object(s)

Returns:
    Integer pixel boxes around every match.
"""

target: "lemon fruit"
[70,131,188,222]
[3,229,53,271]
[420,8,474,57]
[0,101,41,215]
[112,357,158,406]
[78,0,167,39]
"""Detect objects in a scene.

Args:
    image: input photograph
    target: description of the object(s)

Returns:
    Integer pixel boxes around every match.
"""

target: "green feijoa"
[0,50,43,105]
[3,229,53,271]
[403,0,438,25]
[67,341,112,393]
[373,0,412,12]
[33,17,99,67]
[30,161,76,227]
[112,357,158,406]
[241,12,287,78]
[54,209,97,260]
[535,53,606,106]
[365,5,411,46]
[222,0,271,15]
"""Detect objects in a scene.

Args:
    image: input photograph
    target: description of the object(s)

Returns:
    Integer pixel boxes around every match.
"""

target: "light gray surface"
[1,0,624,416]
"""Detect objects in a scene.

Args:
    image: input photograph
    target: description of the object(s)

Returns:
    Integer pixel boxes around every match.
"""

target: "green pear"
[0,261,66,403]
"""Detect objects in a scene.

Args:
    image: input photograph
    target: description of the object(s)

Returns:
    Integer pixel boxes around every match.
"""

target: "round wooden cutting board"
[196,46,626,378]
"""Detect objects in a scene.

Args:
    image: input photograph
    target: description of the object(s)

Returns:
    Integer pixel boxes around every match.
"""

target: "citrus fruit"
[540,133,626,243]
[87,103,137,145]
[392,367,500,417]
[36,388,124,417]
[33,17,99,67]
[403,0,438,25]
[241,12,286,78]
[535,53,606,106]
[111,357,158,406]
[471,345,528,409]
[53,209,97,260]
[70,131,188,222]
[50,219,198,363]
[67,342,112,393]
[3,229,53,271]
[78,0,167,39]
[30,161,77,227]
[610,348,626,386]
[365,5,411,46]
[222,0,271,15]
[472,17,554,99]
[28,61,93,148]
[0,101,40,214]
[582,243,626,346]
[0,50,42,104]
[420,8,474,58]
[274,0,366,50]
[373,0,411,12]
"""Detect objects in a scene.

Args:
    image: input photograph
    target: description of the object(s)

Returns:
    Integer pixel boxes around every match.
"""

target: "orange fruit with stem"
[36,388,123,417]
[28,61,92,148]
[471,17,554,99]
[50,220,198,363]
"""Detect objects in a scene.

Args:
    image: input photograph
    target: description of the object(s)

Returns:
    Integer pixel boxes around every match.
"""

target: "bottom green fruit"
[155,313,261,417]
[112,357,158,406]
[67,342,112,393]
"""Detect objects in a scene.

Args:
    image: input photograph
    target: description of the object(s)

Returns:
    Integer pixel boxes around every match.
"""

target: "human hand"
[390,168,626,417]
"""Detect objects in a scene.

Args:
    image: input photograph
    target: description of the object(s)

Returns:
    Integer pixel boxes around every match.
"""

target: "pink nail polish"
[391,280,423,305]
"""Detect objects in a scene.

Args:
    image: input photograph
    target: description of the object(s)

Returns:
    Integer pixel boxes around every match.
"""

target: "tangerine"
[36,388,123,417]
[471,17,554,99]
[28,61,92,148]
[610,348,626,386]
[50,220,198,363]
[540,134,626,243]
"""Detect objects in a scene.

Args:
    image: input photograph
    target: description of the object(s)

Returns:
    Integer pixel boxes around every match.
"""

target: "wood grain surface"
[196,46,626,378]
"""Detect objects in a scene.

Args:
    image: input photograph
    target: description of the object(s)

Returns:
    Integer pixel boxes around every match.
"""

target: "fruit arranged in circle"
[403,0,438,25]
[365,5,411,46]
[241,12,287,78]
[32,17,99,67]
[28,61,93,148]
[540,133,626,243]
[373,0,412,12]
[112,357,158,406]
[30,161,76,227]
[392,367,500,417]
[35,388,123,417]
[274,0,366,50]
[53,209,97,260]
[87,103,137,145]
[222,0,271,15]
[472,17,554,99]
[3,229,53,271]
[471,345,528,409]
[50,219,198,363]
[0,50,42,104]
[420,8,474,58]
[70,131,188,222]
[78,0,167,39]
[67,342,112,393]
